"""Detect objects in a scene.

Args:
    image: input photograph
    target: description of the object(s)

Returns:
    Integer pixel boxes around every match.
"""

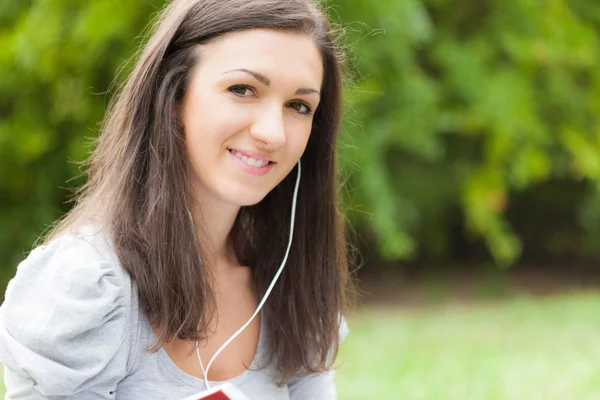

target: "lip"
[227,148,274,162]
[227,149,275,176]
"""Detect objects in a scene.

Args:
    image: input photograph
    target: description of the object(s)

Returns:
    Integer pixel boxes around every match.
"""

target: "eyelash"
[227,84,314,116]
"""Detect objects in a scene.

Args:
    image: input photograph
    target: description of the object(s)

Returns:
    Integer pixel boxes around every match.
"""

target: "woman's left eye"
[228,85,255,97]
[288,101,313,116]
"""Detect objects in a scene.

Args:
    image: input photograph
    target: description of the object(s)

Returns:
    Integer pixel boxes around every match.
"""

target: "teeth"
[230,149,269,168]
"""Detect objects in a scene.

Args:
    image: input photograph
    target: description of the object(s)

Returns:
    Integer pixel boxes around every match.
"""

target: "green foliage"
[0,0,165,284]
[2,0,600,285]
[332,0,600,265]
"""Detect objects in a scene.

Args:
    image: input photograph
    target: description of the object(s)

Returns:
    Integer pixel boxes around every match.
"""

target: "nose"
[249,104,286,149]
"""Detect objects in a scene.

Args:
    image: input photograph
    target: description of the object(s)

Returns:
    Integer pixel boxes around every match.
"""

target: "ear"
[172,102,184,127]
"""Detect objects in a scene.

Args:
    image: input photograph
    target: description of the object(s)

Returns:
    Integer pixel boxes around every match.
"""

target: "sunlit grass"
[337,292,600,399]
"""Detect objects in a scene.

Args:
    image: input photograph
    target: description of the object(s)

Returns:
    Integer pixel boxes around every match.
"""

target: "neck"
[189,191,240,267]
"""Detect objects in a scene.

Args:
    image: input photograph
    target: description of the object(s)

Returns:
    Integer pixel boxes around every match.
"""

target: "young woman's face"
[180,28,323,207]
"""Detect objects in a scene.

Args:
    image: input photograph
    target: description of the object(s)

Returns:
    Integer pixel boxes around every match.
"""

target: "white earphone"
[189,159,302,388]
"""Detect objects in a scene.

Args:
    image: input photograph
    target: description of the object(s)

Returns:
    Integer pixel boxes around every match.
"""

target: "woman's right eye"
[228,84,255,97]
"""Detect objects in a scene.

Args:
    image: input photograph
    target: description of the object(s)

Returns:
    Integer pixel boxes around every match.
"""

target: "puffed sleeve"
[287,316,350,399]
[0,234,130,399]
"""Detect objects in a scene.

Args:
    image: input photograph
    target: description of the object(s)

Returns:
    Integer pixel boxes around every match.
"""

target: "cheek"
[286,122,313,156]
[184,99,251,151]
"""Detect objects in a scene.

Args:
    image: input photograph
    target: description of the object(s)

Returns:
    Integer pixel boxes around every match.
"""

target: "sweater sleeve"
[0,234,130,399]
[287,316,350,399]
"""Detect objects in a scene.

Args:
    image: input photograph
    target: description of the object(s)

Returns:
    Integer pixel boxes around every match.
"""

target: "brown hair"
[47,0,351,381]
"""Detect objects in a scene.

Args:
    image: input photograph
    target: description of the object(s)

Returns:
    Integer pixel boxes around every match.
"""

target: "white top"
[0,226,348,399]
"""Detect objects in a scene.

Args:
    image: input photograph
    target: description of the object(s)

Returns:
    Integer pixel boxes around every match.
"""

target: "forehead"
[194,28,324,88]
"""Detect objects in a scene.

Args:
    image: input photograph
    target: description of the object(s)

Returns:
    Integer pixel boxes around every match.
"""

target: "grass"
[336,291,600,399]
[2,292,600,398]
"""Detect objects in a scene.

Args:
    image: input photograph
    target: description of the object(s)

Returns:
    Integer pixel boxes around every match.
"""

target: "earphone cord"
[190,160,302,389]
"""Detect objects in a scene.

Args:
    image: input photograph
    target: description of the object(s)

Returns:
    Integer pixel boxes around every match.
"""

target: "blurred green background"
[2,0,600,398]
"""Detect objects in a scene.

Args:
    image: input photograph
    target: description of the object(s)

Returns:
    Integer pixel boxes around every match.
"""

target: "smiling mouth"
[227,149,274,169]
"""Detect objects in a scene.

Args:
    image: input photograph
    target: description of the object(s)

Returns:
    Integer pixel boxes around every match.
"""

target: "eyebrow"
[222,68,320,96]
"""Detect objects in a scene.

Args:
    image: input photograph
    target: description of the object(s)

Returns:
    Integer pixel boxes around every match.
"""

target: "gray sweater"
[0,228,348,399]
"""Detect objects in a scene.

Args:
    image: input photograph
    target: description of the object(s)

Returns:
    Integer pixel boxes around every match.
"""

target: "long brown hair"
[47,0,351,381]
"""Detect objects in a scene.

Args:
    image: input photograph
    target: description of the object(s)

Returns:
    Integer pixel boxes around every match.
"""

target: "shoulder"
[3,225,132,327]
[339,314,350,342]
[0,225,132,397]
[286,314,350,399]
[9,223,128,283]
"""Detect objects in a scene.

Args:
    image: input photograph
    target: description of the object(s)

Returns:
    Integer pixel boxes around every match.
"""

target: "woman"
[0,0,352,398]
